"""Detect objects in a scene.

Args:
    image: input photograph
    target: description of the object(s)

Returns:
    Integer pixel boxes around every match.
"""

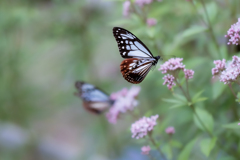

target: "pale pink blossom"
[106,86,141,124]
[225,18,240,45]
[135,0,153,7]
[147,18,157,27]
[110,88,128,100]
[131,115,158,139]
[184,69,194,79]
[159,58,185,74]
[123,1,131,17]
[165,126,175,135]
[163,74,176,90]
[238,123,240,125]
[212,56,240,84]
[212,59,226,77]
[141,146,151,155]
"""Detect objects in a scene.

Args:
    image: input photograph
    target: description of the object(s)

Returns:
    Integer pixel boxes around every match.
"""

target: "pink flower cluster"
[131,115,159,139]
[184,69,194,79]
[212,56,240,84]
[135,0,153,7]
[141,146,151,155]
[225,18,240,45]
[123,1,131,17]
[147,18,157,27]
[165,126,175,135]
[159,58,185,74]
[163,74,176,90]
[212,59,226,77]
[106,86,141,124]
[159,58,194,90]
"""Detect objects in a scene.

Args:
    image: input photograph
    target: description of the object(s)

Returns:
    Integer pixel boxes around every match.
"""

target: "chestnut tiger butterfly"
[113,27,160,84]
[75,81,114,114]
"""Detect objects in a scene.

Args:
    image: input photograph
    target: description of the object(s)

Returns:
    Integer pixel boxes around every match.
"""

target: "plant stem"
[189,0,206,25]
[148,133,167,160]
[186,79,191,100]
[175,80,240,158]
[228,84,237,98]
[174,78,190,101]
[228,84,239,119]
[199,0,221,58]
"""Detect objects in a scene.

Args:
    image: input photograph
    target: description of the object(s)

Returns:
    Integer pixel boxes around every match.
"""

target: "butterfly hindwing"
[113,27,154,58]
[120,58,154,84]
[75,81,113,114]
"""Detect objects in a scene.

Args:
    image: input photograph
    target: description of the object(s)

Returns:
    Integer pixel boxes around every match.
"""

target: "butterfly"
[113,27,160,84]
[75,81,114,114]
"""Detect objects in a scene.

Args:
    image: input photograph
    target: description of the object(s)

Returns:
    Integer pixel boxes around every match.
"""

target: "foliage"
[0,0,240,160]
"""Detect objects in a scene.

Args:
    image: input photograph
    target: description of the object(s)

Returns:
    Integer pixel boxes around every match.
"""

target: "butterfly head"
[152,56,161,65]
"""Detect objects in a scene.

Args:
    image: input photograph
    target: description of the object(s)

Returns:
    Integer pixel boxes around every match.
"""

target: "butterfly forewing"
[113,27,154,58]
[120,58,155,84]
[75,81,113,114]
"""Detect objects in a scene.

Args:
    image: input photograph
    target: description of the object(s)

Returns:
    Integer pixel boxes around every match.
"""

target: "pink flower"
[184,69,194,79]
[238,123,240,125]
[212,56,240,84]
[106,86,141,124]
[141,146,151,155]
[123,1,131,17]
[135,0,153,7]
[225,18,240,45]
[131,115,159,139]
[165,126,175,135]
[159,58,185,74]
[163,74,176,90]
[110,88,128,100]
[212,59,226,77]
[147,18,157,27]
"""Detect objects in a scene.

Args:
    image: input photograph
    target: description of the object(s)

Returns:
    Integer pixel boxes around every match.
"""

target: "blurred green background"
[0,0,240,160]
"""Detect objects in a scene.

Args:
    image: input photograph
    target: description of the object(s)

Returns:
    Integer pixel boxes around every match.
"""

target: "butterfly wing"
[113,27,154,58]
[75,81,113,114]
[120,58,154,84]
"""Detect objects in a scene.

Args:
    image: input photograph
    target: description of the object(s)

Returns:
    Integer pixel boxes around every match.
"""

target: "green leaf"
[193,107,214,134]
[212,81,227,100]
[173,93,187,102]
[162,98,183,104]
[202,2,218,23]
[236,92,240,103]
[162,93,188,108]
[193,97,208,103]
[165,26,207,54]
[192,90,208,104]
[192,90,204,102]
[200,137,217,157]
[169,103,187,109]
[178,138,197,160]
[222,122,240,129]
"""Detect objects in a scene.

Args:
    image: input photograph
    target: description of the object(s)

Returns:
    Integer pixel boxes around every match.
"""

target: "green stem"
[174,78,190,101]
[148,133,167,160]
[186,79,191,100]
[199,0,221,58]
[189,0,207,25]
[175,80,240,158]
[228,84,237,99]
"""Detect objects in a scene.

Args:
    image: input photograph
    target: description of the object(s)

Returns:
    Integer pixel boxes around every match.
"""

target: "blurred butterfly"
[113,27,160,84]
[75,81,114,114]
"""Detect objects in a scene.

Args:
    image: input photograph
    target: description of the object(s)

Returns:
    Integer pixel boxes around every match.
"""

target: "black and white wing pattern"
[113,27,154,58]
[75,81,113,114]
[113,27,160,84]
